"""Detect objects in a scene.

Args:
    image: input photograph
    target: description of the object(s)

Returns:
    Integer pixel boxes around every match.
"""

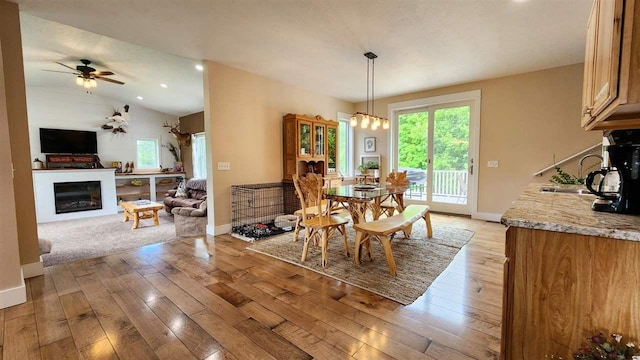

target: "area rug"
[38,211,179,267]
[247,221,474,305]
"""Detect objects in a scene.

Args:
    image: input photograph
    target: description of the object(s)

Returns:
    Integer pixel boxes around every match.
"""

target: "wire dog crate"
[231,182,297,241]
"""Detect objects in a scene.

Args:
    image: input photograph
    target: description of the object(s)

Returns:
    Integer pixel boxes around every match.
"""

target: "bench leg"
[423,212,433,238]
[402,224,413,238]
[378,235,397,276]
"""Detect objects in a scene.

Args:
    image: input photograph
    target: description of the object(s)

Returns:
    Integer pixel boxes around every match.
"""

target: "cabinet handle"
[582,107,592,116]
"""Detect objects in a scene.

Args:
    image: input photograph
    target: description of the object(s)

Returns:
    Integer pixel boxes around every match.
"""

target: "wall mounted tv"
[39,128,98,154]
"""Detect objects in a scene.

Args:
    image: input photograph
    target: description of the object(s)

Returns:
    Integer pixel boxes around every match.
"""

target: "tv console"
[45,154,102,169]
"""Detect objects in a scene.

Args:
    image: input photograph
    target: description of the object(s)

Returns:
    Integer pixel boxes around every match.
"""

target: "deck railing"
[405,169,468,201]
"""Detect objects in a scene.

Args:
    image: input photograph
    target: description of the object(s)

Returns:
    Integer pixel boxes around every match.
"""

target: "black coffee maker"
[585,129,640,214]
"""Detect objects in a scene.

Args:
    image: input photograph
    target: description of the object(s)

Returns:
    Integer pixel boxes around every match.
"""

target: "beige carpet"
[248,221,474,305]
[38,211,179,267]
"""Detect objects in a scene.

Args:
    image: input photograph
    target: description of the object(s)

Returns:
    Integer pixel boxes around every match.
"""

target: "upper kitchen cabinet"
[582,0,640,130]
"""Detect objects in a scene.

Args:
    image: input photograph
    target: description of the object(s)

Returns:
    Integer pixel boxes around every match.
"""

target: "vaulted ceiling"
[13,0,593,117]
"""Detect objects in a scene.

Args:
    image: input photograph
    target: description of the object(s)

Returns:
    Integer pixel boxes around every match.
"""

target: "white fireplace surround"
[33,169,118,223]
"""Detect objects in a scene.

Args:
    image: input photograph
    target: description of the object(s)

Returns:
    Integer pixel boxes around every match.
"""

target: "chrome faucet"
[578,153,603,179]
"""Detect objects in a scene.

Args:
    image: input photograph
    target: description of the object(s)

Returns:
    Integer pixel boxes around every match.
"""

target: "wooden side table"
[120,200,164,229]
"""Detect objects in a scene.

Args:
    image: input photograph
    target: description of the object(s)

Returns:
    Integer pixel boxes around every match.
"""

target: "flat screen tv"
[39,128,98,154]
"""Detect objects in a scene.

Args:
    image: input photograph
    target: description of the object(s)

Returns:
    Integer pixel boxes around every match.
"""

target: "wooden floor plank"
[81,294,157,360]
[143,273,205,315]
[58,291,107,350]
[234,318,312,360]
[147,296,222,359]
[272,321,355,360]
[39,336,79,360]
[30,270,72,346]
[3,314,40,360]
[1,214,505,360]
[77,338,118,360]
[190,309,277,359]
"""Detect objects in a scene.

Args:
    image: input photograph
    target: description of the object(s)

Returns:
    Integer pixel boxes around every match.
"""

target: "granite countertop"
[501,183,640,241]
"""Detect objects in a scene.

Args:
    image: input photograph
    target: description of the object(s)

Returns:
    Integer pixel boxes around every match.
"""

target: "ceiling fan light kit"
[350,52,389,130]
[47,58,124,90]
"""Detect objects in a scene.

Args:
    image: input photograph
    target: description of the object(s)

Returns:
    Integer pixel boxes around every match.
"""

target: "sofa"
[163,178,207,213]
[172,200,207,236]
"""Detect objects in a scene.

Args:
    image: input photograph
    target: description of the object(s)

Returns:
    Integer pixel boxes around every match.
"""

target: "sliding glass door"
[396,101,473,214]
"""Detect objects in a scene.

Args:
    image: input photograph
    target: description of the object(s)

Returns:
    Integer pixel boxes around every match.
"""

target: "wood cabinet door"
[298,120,312,158]
[313,122,326,157]
[581,1,598,126]
[589,0,624,122]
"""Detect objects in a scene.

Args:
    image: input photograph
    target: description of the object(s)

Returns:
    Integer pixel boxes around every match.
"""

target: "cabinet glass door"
[299,122,312,157]
[314,124,325,157]
[327,125,337,174]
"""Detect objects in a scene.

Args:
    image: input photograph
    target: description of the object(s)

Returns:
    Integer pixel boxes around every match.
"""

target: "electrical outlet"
[217,162,231,171]
[487,160,499,168]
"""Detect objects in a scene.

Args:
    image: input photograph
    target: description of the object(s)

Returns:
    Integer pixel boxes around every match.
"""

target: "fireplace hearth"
[54,181,102,214]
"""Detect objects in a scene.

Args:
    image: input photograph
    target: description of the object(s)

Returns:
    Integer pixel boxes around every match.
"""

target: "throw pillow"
[175,187,188,198]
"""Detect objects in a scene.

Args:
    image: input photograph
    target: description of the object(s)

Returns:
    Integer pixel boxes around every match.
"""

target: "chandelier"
[76,75,97,89]
[350,52,389,130]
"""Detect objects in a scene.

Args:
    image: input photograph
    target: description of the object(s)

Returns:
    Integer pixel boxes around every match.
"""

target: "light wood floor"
[0,213,506,359]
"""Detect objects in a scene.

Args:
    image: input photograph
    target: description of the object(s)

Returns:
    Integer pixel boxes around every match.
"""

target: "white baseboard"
[207,223,231,236]
[471,212,503,223]
[0,270,27,310]
[22,256,44,278]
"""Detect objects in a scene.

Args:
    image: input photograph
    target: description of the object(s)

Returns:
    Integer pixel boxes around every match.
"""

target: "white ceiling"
[13,0,593,117]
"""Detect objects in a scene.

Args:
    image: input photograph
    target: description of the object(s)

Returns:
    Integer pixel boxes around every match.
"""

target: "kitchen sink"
[539,185,589,195]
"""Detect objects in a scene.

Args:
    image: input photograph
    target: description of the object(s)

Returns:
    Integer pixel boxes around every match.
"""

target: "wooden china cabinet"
[282,113,339,183]
[581,0,640,130]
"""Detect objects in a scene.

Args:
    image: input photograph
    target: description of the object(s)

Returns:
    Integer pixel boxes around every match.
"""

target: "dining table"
[324,183,409,224]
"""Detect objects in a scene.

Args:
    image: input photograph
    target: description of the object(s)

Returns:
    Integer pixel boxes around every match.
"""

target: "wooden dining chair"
[292,173,350,267]
[380,170,410,217]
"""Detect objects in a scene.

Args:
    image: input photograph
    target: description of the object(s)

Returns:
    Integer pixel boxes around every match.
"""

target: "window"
[337,112,354,177]
[136,139,159,169]
[192,132,207,179]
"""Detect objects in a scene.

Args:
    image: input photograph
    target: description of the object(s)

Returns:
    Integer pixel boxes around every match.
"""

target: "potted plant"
[358,161,380,177]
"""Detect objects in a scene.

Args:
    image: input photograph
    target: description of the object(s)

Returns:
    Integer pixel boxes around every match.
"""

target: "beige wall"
[178,111,204,178]
[355,64,602,215]
[0,1,40,265]
[205,61,354,227]
[0,34,24,302]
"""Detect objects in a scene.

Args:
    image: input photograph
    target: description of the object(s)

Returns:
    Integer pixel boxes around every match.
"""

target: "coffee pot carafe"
[585,129,640,214]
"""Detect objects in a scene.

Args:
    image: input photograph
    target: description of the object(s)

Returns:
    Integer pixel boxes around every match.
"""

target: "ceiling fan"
[44,59,125,87]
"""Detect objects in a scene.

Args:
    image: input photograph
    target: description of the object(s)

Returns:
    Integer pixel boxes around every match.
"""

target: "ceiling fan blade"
[42,69,80,75]
[55,61,77,71]
[95,76,124,85]
[91,71,114,76]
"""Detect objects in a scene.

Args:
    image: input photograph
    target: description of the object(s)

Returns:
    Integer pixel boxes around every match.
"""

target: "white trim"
[0,270,27,310]
[207,223,231,236]
[337,112,355,177]
[22,256,44,278]
[388,89,481,216]
[472,212,503,223]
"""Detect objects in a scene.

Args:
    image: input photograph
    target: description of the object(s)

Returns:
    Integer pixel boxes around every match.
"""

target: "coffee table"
[120,200,164,229]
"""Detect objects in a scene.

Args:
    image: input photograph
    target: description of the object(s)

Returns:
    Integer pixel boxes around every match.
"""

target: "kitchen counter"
[501,183,640,241]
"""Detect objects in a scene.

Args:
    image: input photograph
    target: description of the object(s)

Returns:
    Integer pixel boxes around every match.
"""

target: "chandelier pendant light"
[350,52,389,130]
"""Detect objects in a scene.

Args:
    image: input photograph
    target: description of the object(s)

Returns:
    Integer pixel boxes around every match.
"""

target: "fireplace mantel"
[33,169,118,223]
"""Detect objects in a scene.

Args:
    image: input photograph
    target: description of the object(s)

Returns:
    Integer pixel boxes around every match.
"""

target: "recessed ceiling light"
[137,96,143,100]
[160,83,168,88]
[195,64,204,71]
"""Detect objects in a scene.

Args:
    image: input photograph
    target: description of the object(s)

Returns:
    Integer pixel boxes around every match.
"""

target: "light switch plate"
[217,162,231,170]
[487,160,499,168]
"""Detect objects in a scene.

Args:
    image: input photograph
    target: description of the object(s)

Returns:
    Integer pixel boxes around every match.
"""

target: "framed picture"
[364,137,376,152]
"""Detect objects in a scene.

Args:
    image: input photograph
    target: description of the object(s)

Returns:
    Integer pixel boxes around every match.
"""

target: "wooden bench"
[353,204,432,276]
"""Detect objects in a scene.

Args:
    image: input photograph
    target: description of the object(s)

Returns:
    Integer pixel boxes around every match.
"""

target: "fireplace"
[53,181,102,214]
